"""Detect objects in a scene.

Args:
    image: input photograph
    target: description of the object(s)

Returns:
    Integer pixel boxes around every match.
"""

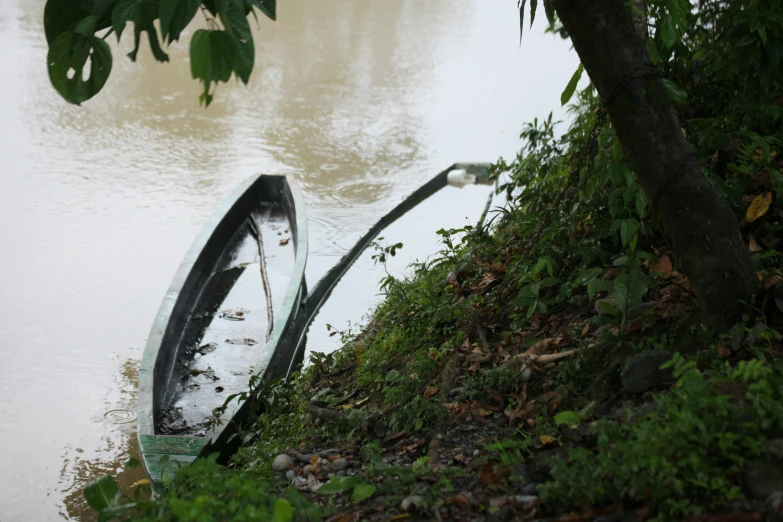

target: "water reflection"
[0,0,578,519]
[58,359,147,522]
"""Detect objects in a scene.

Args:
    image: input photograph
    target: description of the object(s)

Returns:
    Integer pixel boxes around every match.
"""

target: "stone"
[520,365,533,382]
[318,448,339,458]
[745,461,783,500]
[285,470,295,481]
[272,454,295,472]
[400,495,423,511]
[449,387,465,398]
[473,449,480,457]
[348,460,361,468]
[766,439,783,459]
[303,464,314,475]
[621,350,674,394]
[521,483,538,496]
[328,457,349,471]
[766,491,783,522]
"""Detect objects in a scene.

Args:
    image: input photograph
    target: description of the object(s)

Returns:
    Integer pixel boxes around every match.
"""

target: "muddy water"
[0,1,578,519]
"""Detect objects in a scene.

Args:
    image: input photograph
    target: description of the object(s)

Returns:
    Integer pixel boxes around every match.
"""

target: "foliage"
[540,355,783,520]
[44,0,276,105]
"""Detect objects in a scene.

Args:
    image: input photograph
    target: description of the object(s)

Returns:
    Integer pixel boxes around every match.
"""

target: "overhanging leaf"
[561,63,584,106]
[517,0,527,44]
[662,78,687,104]
[83,476,120,511]
[746,193,772,223]
[543,0,555,26]
[660,12,677,48]
[273,498,294,522]
[530,0,538,27]
[47,30,113,105]
[160,0,200,43]
[112,0,169,62]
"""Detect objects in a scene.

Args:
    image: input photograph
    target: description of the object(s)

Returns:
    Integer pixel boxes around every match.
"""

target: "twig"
[500,349,577,369]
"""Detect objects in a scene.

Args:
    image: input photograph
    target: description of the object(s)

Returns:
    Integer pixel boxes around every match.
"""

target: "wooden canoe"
[137,164,491,488]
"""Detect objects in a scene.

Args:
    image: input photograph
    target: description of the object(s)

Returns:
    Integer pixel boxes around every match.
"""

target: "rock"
[521,365,533,382]
[473,449,480,457]
[766,439,783,459]
[449,387,465,398]
[400,495,423,511]
[328,457,349,471]
[303,412,315,425]
[348,460,361,468]
[272,454,295,472]
[621,350,674,394]
[593,512,637,522]
[318,448,339,458]
[627,401,658,425]
[766,491,783,522]
[745,461,783,500]
[285,470,295,481]
[287,450,315,464]
[521,483,538,496]
[303,464,314,475]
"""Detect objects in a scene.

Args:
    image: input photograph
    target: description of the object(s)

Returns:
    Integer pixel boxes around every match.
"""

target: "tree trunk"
[552,0,756,329]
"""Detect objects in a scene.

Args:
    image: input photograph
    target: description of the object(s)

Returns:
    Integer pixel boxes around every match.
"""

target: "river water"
[0,1,578,519]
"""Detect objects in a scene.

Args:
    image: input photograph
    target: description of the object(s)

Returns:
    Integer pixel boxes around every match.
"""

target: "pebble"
[303,464,314,475]
[520,365,533,382]
[285,470,295,481]
[348,460,361,468]
[473,449,480,457]
[449,387,465,398]
[318,448,339,458]
[329,457,349,471]
[400,495,423,511]
[272,454,295,472]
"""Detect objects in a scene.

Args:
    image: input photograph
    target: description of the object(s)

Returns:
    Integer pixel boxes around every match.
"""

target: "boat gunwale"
[137,174,308,473]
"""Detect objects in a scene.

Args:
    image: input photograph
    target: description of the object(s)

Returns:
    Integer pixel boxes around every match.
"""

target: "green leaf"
[160,0,200,43]
[575,267,602,286]
[530,0,537,27]
[112,0,169,62]
[219,0,255,83]
[614,274,629,313]
[635,190,646,219]
[660,12,677,48]
[662,78,687,104]
[518,0,526,43]
[316,476,359,495]
[352,484,377,503]
[620,219,637,246]
[273,498,294,522]
[83,476,120,511]
[561,63,584,106]
[612,139,623,164]
[47,30,113,105]
[543,0,555,26]
[248,0,276,21]
[588,279,613,300]
[169,498,190,518]
[554,410,581,426]
[43,0,94,44]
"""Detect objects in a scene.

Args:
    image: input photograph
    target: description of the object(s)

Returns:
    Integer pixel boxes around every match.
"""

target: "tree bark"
[552,0,756,329]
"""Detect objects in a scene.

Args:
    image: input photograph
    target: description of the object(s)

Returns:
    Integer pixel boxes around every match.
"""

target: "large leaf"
[83,476,120,511]
[160,0,200,43]
[190,28,239,105]
[316,476,358,495]
[543,0,555,26]
[47,29,113,105]
[43,0,94,44]
[352,484,377,502]
[561,63,584,106]
[660,12,677,48]
[219,0,255,83]
[112,0,169,62]
[273,498,294,522]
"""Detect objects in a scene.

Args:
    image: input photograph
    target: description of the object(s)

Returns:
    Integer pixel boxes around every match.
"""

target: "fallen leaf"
[525,337,565,355]
[540,434,560,446]
[474,272,500,294]
[717,346,732,358]
[491,261,508,273]
[746,193,772,223]
[390,515,412,521]
[581,323,590,337]
[133,479,150,486]
[327,454,342,462]
[749,237,763,252]
[765,275,783,290]
[452,454,468,464]
[465,351,492,363]
[649,254,673,275]
[279,238,291,246]
[480,461,510,485]
[424,386,438,400]
[383,431,407,444]
[450,494,471,506]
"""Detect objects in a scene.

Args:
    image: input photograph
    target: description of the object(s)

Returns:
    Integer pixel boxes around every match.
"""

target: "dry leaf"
[749,237,763,252]
[746,192,773,223]
[133,479,150,486]
[466,351,492,363]
[649,254,673,275]
[480,461,510,485]
[424,386,438,400]
[279,238,291,246]
[764,274,783,290]
[327,454,342,462]
[581,323,590,337]
[525,337,565,355]
[474,272,500,294]
[540,434,560,446]
[450,494,471,507]
[390,515,412,521]
[717,346,732,358]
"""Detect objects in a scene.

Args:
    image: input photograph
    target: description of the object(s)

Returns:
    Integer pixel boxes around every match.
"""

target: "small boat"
[137,164,492,487]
